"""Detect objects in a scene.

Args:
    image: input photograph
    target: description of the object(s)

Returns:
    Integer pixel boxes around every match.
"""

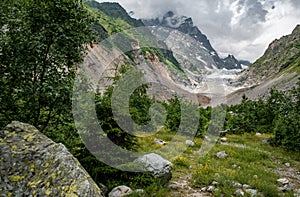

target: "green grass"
[131,131,300,196]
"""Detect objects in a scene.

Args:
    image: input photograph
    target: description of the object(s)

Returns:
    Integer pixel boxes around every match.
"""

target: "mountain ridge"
[143,11,243,70]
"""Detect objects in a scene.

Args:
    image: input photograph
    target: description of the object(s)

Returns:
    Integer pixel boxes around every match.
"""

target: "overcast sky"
[96,0,300,62]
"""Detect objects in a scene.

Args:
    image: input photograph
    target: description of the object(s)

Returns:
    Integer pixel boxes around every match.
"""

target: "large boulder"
[0,121,103,197]
[134,153,172,185]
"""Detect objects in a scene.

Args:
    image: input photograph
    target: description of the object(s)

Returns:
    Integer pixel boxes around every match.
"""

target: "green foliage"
[0,0,95,131]
[225,81,300,152]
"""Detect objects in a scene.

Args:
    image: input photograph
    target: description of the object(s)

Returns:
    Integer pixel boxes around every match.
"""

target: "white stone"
[220,137,227,142]
[185,140,195,147]
[243,184,251,189]
[108,186,132,197]
[277,178,289,185]
[246,189,258,196]
[216,151,227,159]
[285,162,291,167]
[234,189,245,196]
[154,138,166,145]
[255,133,262,136]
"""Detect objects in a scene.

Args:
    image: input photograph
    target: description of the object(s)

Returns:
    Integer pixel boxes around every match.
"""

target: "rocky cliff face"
[143,11,242,70]
[238,25,300,87]
[0,121,103,197]
[227,25,300,104]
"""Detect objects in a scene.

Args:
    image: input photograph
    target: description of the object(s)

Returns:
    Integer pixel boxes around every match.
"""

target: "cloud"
[96,0,300,62]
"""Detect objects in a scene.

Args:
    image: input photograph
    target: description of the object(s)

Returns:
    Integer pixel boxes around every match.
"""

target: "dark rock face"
[143,11,242,70]
[0,121,103,197]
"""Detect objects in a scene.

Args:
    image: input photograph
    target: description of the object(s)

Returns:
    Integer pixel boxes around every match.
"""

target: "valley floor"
[137,133,300,196]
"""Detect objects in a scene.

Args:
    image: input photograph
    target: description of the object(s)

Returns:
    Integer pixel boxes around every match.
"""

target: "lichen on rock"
[0,121,103,197]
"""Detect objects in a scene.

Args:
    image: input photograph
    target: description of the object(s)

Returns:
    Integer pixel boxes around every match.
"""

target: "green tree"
[0,0,95,131]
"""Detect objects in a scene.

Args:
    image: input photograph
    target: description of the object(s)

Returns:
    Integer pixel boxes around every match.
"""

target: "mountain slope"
[239,25,300,86]
[227,25,300,105]
[143,11,242,70]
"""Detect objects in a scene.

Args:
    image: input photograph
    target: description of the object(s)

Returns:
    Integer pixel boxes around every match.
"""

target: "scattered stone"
[234,189,245,196]
[232,182,242,188]
[154,138,166,145]
[294,189,300,197]
[232,164,241,169]
[185,140,195,147]
[245,189,258,196]
[207,186,215,192]
[255,133,262,136]
[278,184,292,192]
[134,189,144,194]
[211,181,219,186]
[253,175,258,179]
[0,121,103,197]
[201,187,207,192]
[242,184,251,189]
[262,139,269,144]
[168,183,179,189]
[133,153,172,185]
[284,162,291,167]
[277,178,289,185]
[220,137,227,142]
[108,186,132,197]
[216,151,228,159]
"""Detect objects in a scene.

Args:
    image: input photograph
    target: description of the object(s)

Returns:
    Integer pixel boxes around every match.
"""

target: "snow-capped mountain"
[143,11,243,70]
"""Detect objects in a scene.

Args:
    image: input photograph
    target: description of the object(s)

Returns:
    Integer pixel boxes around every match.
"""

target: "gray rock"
[245,189,258,196]
[242,184,251,189]
[216,151,228,159]
[284,162,291,167]
[108,186,132,197]
[255,133,262,136]
[232,182,243,188]
[234,189,245,196]
[207,186,215,192]
[262,139,269,144]
[154,138,166,145]
[211,181,219,186]
[134,189,144,194]
[168,183,179,189]
[0,121,103,197]
[185,140,195,147]
[133,153,172,184]
[277,178,289,185]
[220,137,227,142]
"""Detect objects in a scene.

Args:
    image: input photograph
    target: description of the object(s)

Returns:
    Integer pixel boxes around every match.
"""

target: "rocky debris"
[234,189,245,196]
[134,189,144,194]
[211,181,218,186]
[232,164,241,169]
[253,175,258,179]
[154,138,166,145]
[232,182,243,188]
[277,178,290,185]
[284,162,291,167]
[245,189,258,196]
[133,153,172,185]
[255,133,262,136]
[0,121,103,197]
[108,186,132,197]
[220,137,227,142]
[262,139,269,144]
[216,151,228,159]
[242,184,251,189]
[186,140,195,147]
[206,186,216,192]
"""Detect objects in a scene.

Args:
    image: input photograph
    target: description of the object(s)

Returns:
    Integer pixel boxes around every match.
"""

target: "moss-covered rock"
[0,121,103,197]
